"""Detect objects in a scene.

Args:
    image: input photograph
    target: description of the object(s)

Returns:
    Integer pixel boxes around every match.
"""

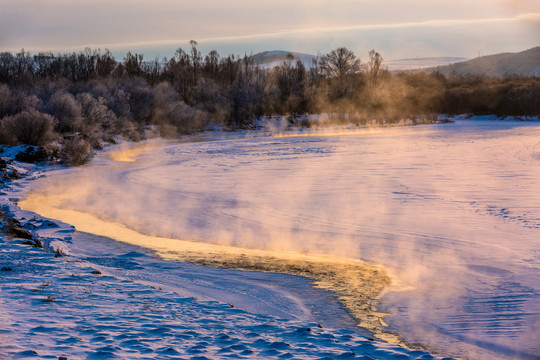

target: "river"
[20,119,540,359]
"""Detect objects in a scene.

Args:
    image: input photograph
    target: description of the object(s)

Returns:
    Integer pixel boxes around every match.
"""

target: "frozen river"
[23,119,540,359]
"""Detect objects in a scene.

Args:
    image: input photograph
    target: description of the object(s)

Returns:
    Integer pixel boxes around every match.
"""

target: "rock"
[14,146,49,163]
[12,226,33,240]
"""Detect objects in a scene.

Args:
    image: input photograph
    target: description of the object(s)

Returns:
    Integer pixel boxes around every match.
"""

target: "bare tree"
[96,49,117,77]
[320,47,361,100]
[272,53,307,114]
[0,84,11,118]
[366,50,383,100]
[189,40,202,85]
[123,52,144,77]
[203,50,220,79]
[320,47,360,80]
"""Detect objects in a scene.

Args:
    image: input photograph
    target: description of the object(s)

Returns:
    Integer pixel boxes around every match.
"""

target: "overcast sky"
[1,0,539,60]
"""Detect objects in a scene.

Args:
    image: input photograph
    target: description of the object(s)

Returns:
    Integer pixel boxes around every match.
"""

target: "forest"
[1,41,539,165]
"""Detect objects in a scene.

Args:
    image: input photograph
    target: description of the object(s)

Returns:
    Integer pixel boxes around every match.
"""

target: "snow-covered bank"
[0,229,417,359]
[0,147,454,358]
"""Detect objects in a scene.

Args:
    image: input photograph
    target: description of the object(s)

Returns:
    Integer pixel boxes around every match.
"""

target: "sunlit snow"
[15,118,540,359]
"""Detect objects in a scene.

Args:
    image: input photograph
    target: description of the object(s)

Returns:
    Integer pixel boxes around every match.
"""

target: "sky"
[0,0,539,61]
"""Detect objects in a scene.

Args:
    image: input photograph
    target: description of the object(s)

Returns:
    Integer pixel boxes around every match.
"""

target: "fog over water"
[22,119,540,359]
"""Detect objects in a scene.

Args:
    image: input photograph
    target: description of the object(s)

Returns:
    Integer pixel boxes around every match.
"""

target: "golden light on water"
[19,192,402,345]
[262,128,389,139]
[19,130,417,345]
[106,127,397,164]
[108,142,164,162]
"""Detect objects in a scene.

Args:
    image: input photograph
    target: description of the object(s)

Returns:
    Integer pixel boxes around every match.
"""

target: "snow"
[0,145,37,159]
[0,135,460,359]
[0,231,398,359]
[3,116,540,359]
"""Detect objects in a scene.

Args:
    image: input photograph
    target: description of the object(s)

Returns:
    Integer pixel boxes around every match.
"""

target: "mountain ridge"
[251,47,540,77]
[423,46,540,77]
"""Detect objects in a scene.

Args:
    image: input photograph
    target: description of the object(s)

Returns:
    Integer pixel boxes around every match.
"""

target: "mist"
[20,119,540,359]
[3,0,540,357]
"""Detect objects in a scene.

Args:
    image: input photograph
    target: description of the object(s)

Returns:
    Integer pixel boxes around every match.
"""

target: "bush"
[167,101,209,134]
[76,92,117,131]
[60,136,93,166]
[0,84,12,118]
[2,109,56,146]
[0,121,16,145]
[49,90,84,133]
[54,247,65,257]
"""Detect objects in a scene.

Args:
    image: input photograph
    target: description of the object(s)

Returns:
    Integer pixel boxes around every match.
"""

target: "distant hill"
[253,51,468,71]
[253,47,540,78]
[253,51,317,69]
[424,47,540,77]
[385,57,468,71]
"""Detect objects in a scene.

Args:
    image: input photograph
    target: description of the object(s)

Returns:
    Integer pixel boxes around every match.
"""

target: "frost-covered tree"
[2,109,56,146]
[76,93,117,131]
[49,90,84,133]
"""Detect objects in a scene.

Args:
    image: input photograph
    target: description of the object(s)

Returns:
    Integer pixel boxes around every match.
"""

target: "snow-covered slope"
[425,47,540,77]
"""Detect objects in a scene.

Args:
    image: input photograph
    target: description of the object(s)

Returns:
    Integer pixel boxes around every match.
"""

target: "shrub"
[2,109,56,146]
[0,121,17,145]
[54,247,65,257]
[167,101,209,134]
[60,136,93,166]
[0,84,12,118]
[76,92,117,131]
[49,90,84,133]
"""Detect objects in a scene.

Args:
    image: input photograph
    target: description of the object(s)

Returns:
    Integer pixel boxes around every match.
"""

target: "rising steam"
[18,122,540,359]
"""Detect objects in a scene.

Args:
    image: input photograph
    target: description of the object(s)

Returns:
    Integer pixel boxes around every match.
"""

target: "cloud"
[517,12,540,19]
[12,12,536,53]
[1,0,538,60]
[95,13,540,60]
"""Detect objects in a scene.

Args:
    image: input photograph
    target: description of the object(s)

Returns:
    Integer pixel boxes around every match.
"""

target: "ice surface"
[18,118,540,359]
[1,193,448,360]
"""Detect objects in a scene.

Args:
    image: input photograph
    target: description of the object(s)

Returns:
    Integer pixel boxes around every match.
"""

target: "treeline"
[0,42,539,164]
